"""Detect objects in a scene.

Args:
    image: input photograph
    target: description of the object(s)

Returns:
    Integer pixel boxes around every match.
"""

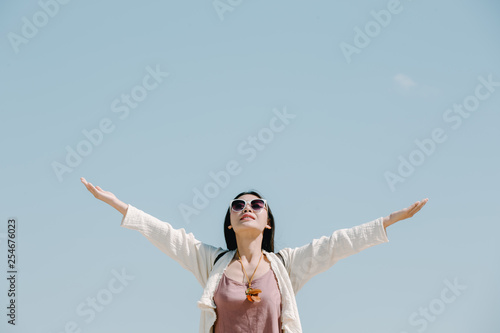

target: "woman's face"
[229,194,271,234]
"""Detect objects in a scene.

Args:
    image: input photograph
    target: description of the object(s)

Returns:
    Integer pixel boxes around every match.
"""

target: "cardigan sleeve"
[278,216,389,294]
[120,204,221,288]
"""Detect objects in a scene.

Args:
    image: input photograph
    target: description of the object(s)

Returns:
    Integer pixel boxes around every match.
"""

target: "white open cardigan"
[120,204,390,333]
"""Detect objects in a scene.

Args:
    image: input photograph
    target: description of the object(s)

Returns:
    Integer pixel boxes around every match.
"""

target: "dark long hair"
[223,190,276,252]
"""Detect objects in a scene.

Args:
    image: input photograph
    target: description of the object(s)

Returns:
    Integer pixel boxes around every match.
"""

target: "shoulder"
[263,250,288,268]
[275,248,292,261]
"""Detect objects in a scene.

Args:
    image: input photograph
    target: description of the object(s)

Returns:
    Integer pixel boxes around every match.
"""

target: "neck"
[234,233,264,263]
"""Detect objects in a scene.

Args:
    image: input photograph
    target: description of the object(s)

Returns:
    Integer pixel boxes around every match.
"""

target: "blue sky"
[1,0,499,332]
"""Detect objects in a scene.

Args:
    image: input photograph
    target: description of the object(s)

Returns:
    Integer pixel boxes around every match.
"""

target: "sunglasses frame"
[229,199,268,213]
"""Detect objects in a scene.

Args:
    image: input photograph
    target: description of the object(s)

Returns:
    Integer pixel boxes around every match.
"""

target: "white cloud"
[393,73,417,89]
[391,73,440,97]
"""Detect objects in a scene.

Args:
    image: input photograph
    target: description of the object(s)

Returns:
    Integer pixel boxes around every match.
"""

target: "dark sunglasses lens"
[251,200,265,210]
[231,200,245,211]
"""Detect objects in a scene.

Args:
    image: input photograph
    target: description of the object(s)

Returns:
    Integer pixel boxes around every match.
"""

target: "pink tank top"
[213,268,282,333]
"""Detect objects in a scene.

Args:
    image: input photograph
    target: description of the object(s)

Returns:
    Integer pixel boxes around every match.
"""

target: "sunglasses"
[230,199,268,212]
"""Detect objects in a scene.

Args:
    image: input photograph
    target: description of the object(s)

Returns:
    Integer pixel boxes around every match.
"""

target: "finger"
[407,201,421,215]
[81,178,94,192]
[96,186,103,192]
[84,183,94,195]
[82,179,92,190]
[413,199,428,211]
[409,199,428,215]
[407,201,419,212]
[411,205,422,215]
[87,182,98,194]
[415,198,429,211]
[81,178,99,197]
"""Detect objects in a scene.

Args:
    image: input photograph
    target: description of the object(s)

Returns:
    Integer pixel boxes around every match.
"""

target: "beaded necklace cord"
[236,249,263,302]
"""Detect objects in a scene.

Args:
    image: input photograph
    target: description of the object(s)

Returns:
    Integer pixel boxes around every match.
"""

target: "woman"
[81,177,428,333]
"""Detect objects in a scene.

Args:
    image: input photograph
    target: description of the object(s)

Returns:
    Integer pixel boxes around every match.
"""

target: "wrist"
[383,215,397,229]
[111,199,128,216]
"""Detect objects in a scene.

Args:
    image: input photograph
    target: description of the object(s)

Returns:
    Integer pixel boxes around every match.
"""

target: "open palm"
[81,177,117,205]
[389,198,429,223]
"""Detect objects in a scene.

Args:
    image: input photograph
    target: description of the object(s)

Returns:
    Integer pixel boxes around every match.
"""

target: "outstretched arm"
[382,198,429,231]
[80,177,221,287]
[280,198,429,294]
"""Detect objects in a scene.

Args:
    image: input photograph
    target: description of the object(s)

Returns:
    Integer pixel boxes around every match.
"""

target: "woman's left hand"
[383,198,429,229]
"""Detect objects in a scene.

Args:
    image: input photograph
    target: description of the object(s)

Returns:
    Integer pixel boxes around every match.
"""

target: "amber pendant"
[245,287,262,302]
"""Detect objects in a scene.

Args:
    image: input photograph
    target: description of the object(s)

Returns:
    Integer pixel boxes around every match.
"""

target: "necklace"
[236,249,263,302]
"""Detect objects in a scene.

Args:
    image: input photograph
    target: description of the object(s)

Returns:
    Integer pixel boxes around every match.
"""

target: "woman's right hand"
[81,177,128,216]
